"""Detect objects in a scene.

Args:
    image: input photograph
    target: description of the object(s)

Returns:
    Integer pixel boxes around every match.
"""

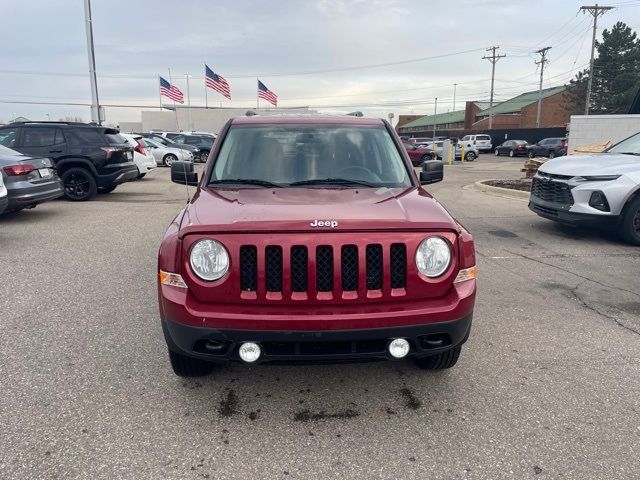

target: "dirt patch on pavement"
[483,179,531,192]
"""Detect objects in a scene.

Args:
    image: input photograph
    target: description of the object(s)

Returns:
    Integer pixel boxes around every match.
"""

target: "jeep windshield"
[209,124,413,188]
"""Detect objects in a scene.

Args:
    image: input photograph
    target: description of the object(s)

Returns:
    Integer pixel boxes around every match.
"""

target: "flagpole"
[168,68,179,131]
[256,78,259,110]
[204,64,208,110]
[158,75,162,111]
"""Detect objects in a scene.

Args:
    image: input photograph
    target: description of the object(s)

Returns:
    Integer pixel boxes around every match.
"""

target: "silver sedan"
[142,138,194,167]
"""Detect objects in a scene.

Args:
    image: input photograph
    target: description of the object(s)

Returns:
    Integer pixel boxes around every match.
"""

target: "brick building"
[397,86,571,135]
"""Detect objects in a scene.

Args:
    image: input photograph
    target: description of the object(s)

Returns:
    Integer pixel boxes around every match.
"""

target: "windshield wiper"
[289,178,377,187]
[615,152,640,156]
[208,179,283,188]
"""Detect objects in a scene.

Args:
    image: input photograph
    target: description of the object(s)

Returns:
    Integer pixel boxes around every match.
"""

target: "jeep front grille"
[239,242,407,298]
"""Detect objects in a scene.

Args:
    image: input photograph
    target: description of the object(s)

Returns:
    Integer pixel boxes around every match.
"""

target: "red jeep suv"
[158,115,476,377]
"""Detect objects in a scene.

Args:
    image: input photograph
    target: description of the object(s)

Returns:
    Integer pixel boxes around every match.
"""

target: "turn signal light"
[159,270,188,288]
[454,265,477,284]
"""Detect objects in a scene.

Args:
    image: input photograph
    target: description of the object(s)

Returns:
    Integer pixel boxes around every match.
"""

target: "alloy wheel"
[65,173,90,199]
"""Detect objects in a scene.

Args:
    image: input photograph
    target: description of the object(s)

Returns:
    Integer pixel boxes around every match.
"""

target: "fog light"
[589,191,610,212]
[388,338,410,359]
[238,342,261,363]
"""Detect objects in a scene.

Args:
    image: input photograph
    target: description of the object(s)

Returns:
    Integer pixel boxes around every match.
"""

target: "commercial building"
[397,86,571,136]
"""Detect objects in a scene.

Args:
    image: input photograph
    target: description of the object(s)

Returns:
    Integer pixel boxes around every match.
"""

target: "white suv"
[529,131,640,245]
[461,134,492,152]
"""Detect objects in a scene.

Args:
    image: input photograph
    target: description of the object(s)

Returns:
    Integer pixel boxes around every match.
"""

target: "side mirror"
[419,160,443,185]
[171,161,198,186]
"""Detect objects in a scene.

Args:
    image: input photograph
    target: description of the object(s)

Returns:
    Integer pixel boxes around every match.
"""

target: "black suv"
[171,134,215,162]
[0,122,138,201]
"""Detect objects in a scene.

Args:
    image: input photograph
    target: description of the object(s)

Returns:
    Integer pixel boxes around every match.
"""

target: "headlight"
[415,237,451,278]
[190,239,230,281]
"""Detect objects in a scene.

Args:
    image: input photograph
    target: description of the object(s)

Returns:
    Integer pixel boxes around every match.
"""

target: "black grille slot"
[265,246,283,292]
[341,245,358,291]
[366,245,383,290]
[316,246,333,292]
[390,244,407,289]
[290,246,308,292]
[240,246,257,291]
[531,177,574,206]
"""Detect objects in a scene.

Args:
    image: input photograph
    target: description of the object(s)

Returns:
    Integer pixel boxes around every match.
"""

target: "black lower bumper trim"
[529,199,618,227]
[162,314,473,363]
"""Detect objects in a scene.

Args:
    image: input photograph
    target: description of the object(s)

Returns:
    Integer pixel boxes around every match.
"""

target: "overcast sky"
[1,0,637,125]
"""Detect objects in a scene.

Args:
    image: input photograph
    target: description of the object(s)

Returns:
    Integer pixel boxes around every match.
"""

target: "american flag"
[159,76,184,104]
[205,65,231,100]
[258,80,278,106]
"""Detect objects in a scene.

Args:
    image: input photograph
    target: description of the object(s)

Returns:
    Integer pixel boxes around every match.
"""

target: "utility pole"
[453,83,457,112]
[581,4,614,115]
[482,46,505,129]
[83,0,101,125]
[535,47,551,128]
[433,97,438,140]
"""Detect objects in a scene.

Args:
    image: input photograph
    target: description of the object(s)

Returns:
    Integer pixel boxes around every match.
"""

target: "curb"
[473,180,530,201]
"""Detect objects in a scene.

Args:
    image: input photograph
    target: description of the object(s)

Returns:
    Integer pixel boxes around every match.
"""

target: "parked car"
[121,134,157,179]
[141,138,194,166]
[0,122,138,201]
[528,137,567,159]
[460,134,492,153]
[142,133,198,155]
[403,142,434,166]
[158,114,477,377]
[153,131,182,140]
[0,169,7,214]
[529,131,640,245]
[171,134,215,162]
[417,140,478,161]
[495,140,530,157]
[0,144,63,213]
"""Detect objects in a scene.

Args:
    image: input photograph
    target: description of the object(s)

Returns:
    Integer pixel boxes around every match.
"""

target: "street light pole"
[83,0,101,125]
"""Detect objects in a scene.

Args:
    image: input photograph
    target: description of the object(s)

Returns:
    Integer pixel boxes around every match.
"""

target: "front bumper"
[159,278,476,362]
[162,313,472,363]
[529,197,618,227]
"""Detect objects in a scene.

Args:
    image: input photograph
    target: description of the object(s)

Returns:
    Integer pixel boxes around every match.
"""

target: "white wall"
[139,107,316,135]
[568,114,640,153]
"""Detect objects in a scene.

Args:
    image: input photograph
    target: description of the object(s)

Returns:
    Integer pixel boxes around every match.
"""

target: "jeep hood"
[539,153,640,176]
[179,186,459,235]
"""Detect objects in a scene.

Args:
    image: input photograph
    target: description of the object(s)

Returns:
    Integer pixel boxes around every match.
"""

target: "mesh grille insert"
[390,244,407,289]
[290,246,308,292]
[366,244,383,290]
[341,245,358,291]
[316,246,333,292]
[240,246,257,291]
[265,246,283,292]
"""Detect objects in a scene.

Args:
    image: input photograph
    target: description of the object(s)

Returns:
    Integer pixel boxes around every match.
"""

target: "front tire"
[620,196,640,246]
[509,150,515,157]
[168,350,214,377]
[61,167,97,201]
[465,151,476,161]
[495,149,500,156]
[163,154,177,167]
[414,345,461,370]
[421,154,432,163]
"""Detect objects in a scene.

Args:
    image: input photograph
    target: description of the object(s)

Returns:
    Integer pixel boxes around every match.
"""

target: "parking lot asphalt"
[1,156,639,480]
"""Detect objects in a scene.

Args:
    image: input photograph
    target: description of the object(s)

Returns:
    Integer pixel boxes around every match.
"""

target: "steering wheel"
[336,166,381,183]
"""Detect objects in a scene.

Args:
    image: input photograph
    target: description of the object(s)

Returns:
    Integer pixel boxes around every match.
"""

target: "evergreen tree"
[564,22,640,114]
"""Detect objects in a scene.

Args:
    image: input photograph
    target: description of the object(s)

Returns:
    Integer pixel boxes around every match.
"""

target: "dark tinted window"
[185,136,201,145]
[66,128,105,146]
[105,133,126,144]
[165,133,180,140]
[22,127,61,147]
[172,135,186,144]
[0,127,20,148]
